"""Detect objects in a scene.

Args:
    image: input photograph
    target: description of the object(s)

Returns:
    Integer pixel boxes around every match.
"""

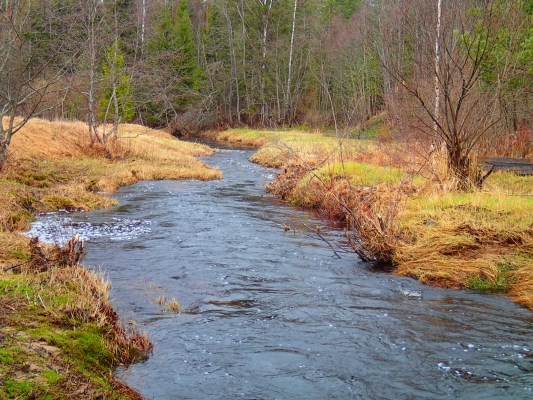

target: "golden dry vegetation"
[0,118,221,261]
[202,128,533,310]
[0,118,221,398]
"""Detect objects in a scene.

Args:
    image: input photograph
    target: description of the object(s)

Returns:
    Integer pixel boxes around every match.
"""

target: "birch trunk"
[285,0,297,124]
[260,0,273,124]
[433,0,442,137]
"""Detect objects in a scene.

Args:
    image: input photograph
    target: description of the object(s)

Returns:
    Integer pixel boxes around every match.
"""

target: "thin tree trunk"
[108,39,122,142]
[285,0,297,124]
[260,0,273,125]
[222,3,240,124]
[433,0,442,137]
[0,139,8,170]
[87,1,101,144]
[141,0,146,46]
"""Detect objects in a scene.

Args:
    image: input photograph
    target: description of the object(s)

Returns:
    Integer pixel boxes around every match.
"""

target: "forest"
[2,0,533,183]
[4,1,533,397]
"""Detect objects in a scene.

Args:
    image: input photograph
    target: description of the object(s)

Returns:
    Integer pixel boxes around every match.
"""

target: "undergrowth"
[0,118,222,398]
[0,262,151,399]
[204,128,533,310]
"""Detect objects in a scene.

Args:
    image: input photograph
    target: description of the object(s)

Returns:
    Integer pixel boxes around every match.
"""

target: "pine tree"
[141,1,201,126]
[99,41,135,127]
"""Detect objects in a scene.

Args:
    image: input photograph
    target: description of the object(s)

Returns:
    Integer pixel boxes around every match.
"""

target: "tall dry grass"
[207,127,533,309]
[0,118,221,244]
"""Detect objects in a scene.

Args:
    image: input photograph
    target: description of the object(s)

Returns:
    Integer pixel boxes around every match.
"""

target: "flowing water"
[29,144,533,399]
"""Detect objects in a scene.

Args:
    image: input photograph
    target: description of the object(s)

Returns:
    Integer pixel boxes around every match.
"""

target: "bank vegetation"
[0,118,220,398]
[201,127,533,310]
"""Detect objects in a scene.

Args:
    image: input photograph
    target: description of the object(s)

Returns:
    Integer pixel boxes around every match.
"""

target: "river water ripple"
[29,145,533,399]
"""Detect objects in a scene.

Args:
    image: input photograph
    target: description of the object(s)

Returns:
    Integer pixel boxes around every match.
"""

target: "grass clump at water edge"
[201,127,533,310]
[0,118,225,398]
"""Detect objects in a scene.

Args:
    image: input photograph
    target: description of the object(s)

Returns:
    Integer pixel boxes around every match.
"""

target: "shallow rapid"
[29,145,533,399]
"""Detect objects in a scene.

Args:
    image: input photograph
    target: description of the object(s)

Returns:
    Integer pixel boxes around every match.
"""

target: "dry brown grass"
[164,298,182,313]
[0,118,221,237]
[208,127,533,310]
[395,258,499,287]
[0,117,223,397]
[508,263,533,308]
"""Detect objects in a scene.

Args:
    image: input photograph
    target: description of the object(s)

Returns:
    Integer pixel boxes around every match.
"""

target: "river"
[28,144,533,399]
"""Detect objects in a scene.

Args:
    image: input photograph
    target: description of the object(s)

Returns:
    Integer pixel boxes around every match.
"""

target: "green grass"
[0,347,17,364]
[0,279,36,297]
[42,370,63,384]
[301,161,422,187]
[0,268,146,399]
[406,190,533,232]
[467,262,514,291]
[66,330,114,369]
[484,171,533,195]
[4,377,39,398]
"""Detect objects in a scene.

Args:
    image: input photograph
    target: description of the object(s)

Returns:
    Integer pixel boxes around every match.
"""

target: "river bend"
[29,145,533,399]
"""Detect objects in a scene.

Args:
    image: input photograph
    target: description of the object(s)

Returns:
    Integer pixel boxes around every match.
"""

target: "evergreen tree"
[141,1,201,126]
[99,41,135,126]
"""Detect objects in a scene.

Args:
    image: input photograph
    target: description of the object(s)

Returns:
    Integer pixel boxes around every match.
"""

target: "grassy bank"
[201,128,533,310]
[1,118,221,398]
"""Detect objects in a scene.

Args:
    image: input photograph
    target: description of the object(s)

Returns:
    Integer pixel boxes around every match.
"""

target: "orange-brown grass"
[0,118,221,236]
[0,232,30,264]
[508,262,533,308]
[214,127,533,310]
[200,128,274,147]
[0,117,223,397]
[201,128,378,168]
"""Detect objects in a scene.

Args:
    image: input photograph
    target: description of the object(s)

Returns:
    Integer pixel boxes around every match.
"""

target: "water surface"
[29,146,533,399]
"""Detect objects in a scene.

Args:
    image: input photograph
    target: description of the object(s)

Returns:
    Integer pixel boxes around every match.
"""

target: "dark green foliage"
[321,0,362,20]
[98,41,135,124]
[140,2,201,126]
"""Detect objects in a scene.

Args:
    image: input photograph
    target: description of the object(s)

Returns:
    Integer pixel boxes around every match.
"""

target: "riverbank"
[0,118,221,398]
[197,128,533,310]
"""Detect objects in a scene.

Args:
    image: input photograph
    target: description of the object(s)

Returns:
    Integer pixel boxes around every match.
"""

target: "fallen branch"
[3,260,31,272]
[301,222,343,259]
[6,235,87,274]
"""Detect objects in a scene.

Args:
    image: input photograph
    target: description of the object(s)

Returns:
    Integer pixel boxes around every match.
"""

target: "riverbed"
[28,145,533,399]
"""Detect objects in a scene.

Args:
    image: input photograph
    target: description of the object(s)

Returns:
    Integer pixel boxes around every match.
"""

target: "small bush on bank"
[204,128,533,310]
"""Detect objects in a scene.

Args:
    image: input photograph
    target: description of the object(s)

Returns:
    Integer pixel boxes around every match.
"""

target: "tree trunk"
[0,139,8,170]
[87,0,102,145]
[447,144,472,188]
[260,0,273,125]
[285,0,298,124]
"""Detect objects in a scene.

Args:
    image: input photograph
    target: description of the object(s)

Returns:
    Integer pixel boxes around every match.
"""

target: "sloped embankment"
[201,128,533,310]
[1,119,222,398]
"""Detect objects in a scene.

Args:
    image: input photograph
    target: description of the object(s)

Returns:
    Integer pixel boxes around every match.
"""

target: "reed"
[164,298,181,313]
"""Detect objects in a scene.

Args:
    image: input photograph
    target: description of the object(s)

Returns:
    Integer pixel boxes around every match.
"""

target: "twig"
[301,222,342,259]
[118,133,147,139]
[477,163,495,188]
[37,294,46,309]
[3,260,31,272]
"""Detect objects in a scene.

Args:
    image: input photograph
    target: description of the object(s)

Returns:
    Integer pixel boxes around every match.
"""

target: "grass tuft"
[203,127,533,310]
[164,298,181,313]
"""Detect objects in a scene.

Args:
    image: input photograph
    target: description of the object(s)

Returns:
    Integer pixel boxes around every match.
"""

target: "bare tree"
[82,0,106,144]
[380,0,520,188]
[0,0,73,167]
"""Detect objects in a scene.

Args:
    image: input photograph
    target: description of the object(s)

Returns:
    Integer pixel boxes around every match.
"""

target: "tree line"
[1,0,533,185]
